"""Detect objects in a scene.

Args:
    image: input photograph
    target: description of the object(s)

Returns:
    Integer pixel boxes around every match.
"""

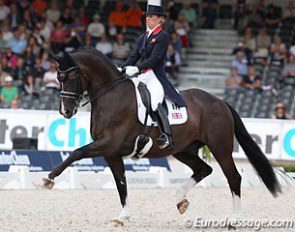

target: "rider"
[120,1,186,150]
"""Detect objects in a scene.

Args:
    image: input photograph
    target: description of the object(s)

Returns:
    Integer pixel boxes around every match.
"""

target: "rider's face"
[146,14,162,30]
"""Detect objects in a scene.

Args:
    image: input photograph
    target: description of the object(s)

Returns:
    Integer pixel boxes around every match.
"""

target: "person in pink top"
[50,20,67,53]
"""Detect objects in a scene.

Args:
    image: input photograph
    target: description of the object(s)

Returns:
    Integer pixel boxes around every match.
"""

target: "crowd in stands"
[224,0,295,119]
[0,0,199,110]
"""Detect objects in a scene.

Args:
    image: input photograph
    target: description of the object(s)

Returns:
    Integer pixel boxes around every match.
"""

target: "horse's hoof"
[177,199,190,214]
[111,219,124,227]
[40,177,55,189]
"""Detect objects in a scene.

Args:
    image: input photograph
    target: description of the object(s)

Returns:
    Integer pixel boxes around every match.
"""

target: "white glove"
[125,66,139,76]
[117,67,123,72]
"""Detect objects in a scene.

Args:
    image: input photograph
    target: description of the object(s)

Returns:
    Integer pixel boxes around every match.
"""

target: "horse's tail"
[225,102,281,197]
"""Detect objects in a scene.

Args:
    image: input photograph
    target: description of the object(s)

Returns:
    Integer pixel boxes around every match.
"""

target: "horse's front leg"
[104,156,130,227]
[41,139,111,188]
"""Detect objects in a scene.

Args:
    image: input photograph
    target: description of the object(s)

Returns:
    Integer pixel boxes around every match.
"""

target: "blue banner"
[0,150,170,172]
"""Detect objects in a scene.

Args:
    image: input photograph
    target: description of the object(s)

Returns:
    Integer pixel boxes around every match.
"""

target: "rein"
[57,51,129,108]
[81,76,129,107]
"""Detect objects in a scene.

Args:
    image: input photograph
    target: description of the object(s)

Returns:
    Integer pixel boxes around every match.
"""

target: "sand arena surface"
[0,187,294,232]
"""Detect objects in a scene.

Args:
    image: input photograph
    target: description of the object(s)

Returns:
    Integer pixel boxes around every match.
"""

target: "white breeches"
[138,70,164,111]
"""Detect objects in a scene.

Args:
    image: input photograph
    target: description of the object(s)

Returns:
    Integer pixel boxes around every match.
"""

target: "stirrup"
[157,134,174,150]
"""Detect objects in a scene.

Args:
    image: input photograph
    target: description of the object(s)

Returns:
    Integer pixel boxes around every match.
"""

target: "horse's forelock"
[59,52,77,71]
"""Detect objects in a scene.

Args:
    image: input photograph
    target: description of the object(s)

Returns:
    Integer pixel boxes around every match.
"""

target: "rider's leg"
[139,71,173,149]
[153,103,174,149]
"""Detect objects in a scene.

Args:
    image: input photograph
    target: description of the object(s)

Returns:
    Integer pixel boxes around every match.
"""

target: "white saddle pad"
[130,78,188,126]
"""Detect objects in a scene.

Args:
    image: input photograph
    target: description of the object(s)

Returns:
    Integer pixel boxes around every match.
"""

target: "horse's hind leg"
[173,146,213,214]
[209,145,242,221]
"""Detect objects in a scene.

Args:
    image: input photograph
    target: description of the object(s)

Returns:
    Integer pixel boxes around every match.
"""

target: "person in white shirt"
[43,61,60,91]
[95,33,112,59]
[87,14,105,43]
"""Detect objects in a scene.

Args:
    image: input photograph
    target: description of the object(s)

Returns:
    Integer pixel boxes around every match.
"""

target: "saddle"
[124,77,187,160]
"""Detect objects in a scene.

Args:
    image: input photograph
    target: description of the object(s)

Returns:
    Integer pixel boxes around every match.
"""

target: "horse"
[42,48,281,227]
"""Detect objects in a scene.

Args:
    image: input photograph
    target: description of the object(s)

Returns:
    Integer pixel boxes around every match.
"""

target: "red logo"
[172,113,182,119]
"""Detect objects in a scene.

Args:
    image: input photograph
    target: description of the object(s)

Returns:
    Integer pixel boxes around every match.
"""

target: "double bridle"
[57,65,86,107]
[57,55,129,108]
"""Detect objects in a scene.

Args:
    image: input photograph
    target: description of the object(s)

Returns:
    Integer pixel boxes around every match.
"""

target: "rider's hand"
[125,66,139,76]
[117,67,123,73]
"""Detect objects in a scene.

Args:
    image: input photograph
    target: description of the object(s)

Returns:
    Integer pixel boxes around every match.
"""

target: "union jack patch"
[172,113,182,119]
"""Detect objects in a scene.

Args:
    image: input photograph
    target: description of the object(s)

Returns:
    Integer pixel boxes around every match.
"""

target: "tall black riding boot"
[153,103,174,150]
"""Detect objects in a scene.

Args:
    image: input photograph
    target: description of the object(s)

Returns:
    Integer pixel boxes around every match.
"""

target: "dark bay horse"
[42,48,281,226]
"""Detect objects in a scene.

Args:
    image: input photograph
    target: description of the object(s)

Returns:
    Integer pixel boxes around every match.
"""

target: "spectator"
[1,55,12,74]
[282,53,295,79]
[60,7,73,26]
[165,43,181,85]
[77,6,90,25]
[226,66,243,88]
[242,65,262,89]
[32,0,47,16]
[87,14,105,43]
[39,18,52,42]
[233,0,249,30]
[180,0,197,28]
[241,27,256,53]
[0,31,8,52]
[31,57,45,81]
[2,20,13,43]
[265,4,280,31]
[272,102,293,119]
[108,21,118,41]
[232,41,252,64]
[0,75,18,104]
[41,52,51,71]
[82,32,95,49]
[95,33,113,59]
[254,27,271,64]
[244,0,265,29]
[9,28,28,55]
[125,0,144,30]
[283,0,295,18]
[112,33,130,66]
[167,0,179,22]
[7,3,22,31]
[289,40,295,56]
[270,35,287,66]
[108,1,127,32]
[69,16,87,40]
[23,46,36,71]
[17,0,30,15]
[0,63,9,86]
[46,0,61,24]
[2,44,18,69]
[22,9,36,32]
[64,28,82,52]
[228,51,248,87]
[174,13,190,61]
[43,61,59,91]
[10,99,19,109]
[11,57,25,81]
[50,20,67,53]
[27,35,41,57]
[201,0,219,29]
[0,0,11,23]
[170,32,183,58]
[23,73,39,97]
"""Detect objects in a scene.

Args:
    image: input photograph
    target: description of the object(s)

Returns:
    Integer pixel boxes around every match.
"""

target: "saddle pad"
[131,78,188,126]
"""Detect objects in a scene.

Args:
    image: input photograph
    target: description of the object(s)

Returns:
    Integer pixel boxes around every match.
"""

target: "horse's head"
[50,51,86,119]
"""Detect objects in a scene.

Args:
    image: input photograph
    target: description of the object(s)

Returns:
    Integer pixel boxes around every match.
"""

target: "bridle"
[57,53,129,108]
[57,64,86,108]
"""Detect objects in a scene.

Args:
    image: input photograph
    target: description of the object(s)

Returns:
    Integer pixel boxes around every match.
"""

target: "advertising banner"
[1,109,295,160]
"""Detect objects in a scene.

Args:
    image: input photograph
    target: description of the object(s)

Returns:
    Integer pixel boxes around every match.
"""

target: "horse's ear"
[49,51,63,63]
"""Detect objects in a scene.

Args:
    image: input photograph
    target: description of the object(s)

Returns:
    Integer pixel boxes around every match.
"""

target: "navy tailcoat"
[121,26,186,107]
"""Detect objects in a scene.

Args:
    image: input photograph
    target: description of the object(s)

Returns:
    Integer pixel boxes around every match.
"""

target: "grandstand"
[0,0,294,119]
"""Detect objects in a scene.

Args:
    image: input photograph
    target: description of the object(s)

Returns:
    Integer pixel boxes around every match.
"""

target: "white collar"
[147,24,161,37]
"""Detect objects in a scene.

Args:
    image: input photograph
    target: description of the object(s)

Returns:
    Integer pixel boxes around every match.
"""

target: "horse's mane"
[74,48,119,71]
